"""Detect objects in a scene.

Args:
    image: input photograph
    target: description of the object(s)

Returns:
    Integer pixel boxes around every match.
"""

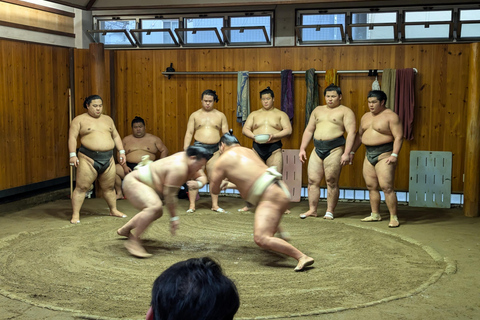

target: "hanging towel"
[281,69,294,124]
[372,76,381,90]
[394,68,415,141]
[236,71,250,125]
[325,69,339,87]
[305,68,319,128]
[382,68,396,110]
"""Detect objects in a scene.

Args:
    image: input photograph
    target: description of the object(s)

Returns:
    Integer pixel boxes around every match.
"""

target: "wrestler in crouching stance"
[117,146,210,258]
[210,130,314,271]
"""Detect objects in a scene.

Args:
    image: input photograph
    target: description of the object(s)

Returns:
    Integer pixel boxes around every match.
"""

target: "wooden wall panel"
[71,43,470,193]
[0,39,70,191]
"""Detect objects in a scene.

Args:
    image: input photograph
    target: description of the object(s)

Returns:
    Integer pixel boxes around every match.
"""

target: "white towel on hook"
[372,76,381,90]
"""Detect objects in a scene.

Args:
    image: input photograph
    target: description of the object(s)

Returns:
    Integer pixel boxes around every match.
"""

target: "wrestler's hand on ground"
[69,156,79,168]
[299,150,307,163]
[385,156,398,165]
[340,153,350,166]
[170,219,179,236]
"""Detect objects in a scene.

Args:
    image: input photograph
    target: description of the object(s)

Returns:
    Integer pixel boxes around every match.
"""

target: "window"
[296,13,346,44]
[177,17,224,45]
[403,10,453,41]
[91,19,136,46]
[458,9,480,39]
[130,19,180,46]
[350,12,397,42]
[222,16,271,45]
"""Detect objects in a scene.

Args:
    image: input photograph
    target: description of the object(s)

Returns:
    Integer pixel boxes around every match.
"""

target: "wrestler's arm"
[352,114,368,153]
[242,113,255,140]
[162,167,185,235]
[298,112,316,163]
[341,108,357,165]
[220,112,229,135]
[185,169,208,190]
[120,137,131,173]
[209,158,227,195]
[183,113,195,150]
[271,111,292,141]
[386,113,404,165]
[155,136,169,159]
[111,120,126,165]
[68,117,81,167]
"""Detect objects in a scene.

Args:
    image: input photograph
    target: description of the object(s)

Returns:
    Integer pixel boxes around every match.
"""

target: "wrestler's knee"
[253,234,270,248]
[325,176,338,188]
[381,185,395,194]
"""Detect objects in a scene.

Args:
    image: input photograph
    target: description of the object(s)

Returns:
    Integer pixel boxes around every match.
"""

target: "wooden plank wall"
[0,39,70,191]
[108,44,470,192]
[0,41,470,193]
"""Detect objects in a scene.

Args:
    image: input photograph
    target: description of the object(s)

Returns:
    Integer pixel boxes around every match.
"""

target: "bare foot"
[238,206,250,212]
[115,194,124,200]
[124,240,152,258]
[117,227,131,237]
[389,215,400,228]
[70,213,80,224]
[284,209,291,214]
[294,255,314,271]
[110,209,127,218]
[299,211,317,219]
[323,212,334,220]
[361,213,382,222]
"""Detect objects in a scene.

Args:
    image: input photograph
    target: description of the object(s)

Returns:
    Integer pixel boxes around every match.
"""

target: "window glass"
[405,10,452,22]
[98,20,136,45]
[351,26,395,41]
[352,12,397,24]
[229,16,271,43]
[301,14,345,41]
[140,19,179,45]
[405,24,450,39]
[184,17,223,43]
[460,9,480,21]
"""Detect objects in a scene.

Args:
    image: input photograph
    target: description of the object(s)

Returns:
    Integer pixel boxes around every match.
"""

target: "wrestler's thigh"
[323,146,344,180]
[307,149,324,184]
[205,151,220,179]
[122,174,162,211]
[266,149,283,172]
[115,164,126,179]
[374,159,396,190]
[362,158,379,189]
[76,153,98,189]
[254,185,288,236]
[98,158,116,189]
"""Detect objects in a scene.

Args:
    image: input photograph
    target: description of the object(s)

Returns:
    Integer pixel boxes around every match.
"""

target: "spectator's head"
[201,89,219,112]
[148,257,239,320]
[367,90,387,104]
[131,116,146,138]
[323,84,342,96]
[220,129,240,148]
[83,95,103,109]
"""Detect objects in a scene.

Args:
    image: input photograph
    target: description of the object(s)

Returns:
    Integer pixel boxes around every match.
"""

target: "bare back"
[191,109,227,144]
[123,133,162,163]
[75,113,116,151]
[214,146,269,198]
[312,105,350,140]
[360,109,397,146]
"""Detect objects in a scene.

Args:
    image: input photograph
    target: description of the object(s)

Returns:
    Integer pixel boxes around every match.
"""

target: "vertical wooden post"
[89,43,106,198]
[89,43,105,97]
[464,42,480,217]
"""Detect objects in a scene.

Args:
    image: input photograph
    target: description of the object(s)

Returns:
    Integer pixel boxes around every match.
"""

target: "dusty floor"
[0,193,479,320]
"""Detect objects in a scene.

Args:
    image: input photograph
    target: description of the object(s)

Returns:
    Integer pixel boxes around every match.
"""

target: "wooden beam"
[464,42,480,217]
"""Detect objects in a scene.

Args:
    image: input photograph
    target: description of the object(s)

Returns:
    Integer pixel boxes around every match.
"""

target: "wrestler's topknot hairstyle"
[131,116,145,127]
[84,95,103,109]
[220,129,240,146]
[201,89,219,103]
[186,145,213,161]
[260,86,274,98]
[323,84,342,96]
[367,90,388,103]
